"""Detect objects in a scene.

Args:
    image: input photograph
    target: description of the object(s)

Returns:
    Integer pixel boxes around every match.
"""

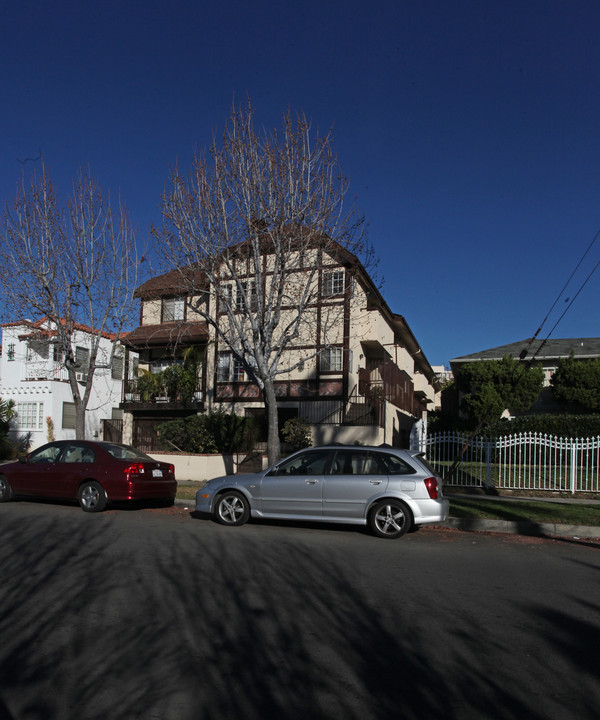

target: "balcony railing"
[122,377,203,405]
[359,360,415,415]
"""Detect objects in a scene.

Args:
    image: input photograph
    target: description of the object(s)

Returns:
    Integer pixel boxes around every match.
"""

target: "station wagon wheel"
[369,499,412,539]
[215,491,250,527]
[78,481,107,513]
[0,476,12,502]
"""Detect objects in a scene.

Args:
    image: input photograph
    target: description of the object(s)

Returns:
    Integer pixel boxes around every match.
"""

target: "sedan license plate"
[152,468,163,478]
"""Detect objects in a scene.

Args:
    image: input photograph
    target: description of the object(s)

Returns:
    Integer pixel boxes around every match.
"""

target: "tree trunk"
[263,380,281,466]
[75,402,86,440]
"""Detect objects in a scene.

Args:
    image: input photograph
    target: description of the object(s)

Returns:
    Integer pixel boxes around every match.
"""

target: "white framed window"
[320,347,343,372]
[217,352,246,382]
[233,358,245,382]
[322,270,345,297]
[15,402,44,430]
[217,352,231,382]
[162,296,185,322]
[7,344,15,361]
[236,281,258,312]
[218,284,234,311]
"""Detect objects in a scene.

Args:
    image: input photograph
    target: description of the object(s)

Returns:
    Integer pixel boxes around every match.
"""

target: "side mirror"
[19,456,28,464]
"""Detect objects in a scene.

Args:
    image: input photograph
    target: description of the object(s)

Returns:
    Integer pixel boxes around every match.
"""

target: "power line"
[443,227,600,483]
[520,227,600,359]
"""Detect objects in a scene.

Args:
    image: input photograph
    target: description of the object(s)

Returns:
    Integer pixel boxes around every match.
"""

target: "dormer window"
[162,297,185,322]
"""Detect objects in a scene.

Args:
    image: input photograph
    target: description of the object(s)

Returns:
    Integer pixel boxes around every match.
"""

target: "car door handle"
[370,479,383,485]
[305,479,319,485]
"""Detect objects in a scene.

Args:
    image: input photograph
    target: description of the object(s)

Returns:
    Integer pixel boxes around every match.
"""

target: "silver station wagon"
[195,445,449,539]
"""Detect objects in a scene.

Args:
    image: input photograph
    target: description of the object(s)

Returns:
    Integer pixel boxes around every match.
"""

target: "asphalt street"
[1,500,599,720]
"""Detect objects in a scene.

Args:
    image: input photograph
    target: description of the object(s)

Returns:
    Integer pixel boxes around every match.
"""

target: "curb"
[444,517,600,539]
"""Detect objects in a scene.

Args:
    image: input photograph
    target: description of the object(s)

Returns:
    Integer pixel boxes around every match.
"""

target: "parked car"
[0,440,177,513]
[195,445,449,538]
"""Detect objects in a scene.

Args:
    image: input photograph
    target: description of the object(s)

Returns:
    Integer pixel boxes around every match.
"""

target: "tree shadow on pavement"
[0,506,598,719]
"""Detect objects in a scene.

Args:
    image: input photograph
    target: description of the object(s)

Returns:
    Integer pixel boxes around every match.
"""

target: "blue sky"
[2,0,599,368]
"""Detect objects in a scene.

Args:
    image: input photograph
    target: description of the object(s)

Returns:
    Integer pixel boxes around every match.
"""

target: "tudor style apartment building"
[120,242,439,450]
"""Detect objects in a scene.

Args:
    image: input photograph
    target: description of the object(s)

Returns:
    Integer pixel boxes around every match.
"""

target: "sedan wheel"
[78,481,107,513]
[215,491,250,526]
[0,476,12,502]
[369,499,412,539]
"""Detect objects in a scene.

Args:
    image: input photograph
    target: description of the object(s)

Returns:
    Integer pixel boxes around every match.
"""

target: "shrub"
[282,417,312,450]
[156,412,257,454]
[0,398,15,460]
[205,412,257,452]
[137,370,164,401]
[156,416,217,453]
[429,413,600,438]
[162,365,196,402]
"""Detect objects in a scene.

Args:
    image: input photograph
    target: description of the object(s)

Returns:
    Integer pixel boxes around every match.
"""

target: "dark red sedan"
[0,440,177,512]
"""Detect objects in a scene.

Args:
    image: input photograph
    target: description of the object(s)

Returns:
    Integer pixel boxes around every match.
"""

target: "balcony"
[122,375,203,410]
[24,362,85,383]
[359,357,415,415]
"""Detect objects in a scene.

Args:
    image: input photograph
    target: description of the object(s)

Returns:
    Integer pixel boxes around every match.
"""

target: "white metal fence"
[424,431,600,494]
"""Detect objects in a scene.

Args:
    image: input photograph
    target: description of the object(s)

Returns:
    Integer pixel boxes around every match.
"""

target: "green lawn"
[176,484,204,501]
[448,497,600,526]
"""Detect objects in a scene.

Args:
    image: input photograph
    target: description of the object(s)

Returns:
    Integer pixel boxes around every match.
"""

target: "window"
[75,347,90,374]
[217,352,231,382]
[7,344,15,361]
[236,281,258,312]
[221,284,234,307]
[330,450,386,475]
[14,402,44,430]
[322,270,344,297]
[217,352,246,382]
[162,296,185,322]
[111,355,124,380]
[53,345,65,363]
[320,347,343,372]
[62,402,76,429]
[272,450,331,476]
[28,444,61,463]
[381,453,416,475]
[61,444,96,464]
[233,358,245,382]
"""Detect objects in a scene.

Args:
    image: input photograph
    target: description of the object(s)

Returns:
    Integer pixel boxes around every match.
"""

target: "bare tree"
[0,162,140,439]
[157,101,373,464]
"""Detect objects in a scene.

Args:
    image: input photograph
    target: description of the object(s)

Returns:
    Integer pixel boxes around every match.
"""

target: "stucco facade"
[1,319,129,450]
[121,242,439,450]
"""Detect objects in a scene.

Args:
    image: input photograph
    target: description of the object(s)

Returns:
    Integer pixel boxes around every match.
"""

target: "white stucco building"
[0,318,130,450]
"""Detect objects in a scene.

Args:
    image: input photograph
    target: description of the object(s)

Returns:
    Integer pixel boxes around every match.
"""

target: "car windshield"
[101,444,154,461]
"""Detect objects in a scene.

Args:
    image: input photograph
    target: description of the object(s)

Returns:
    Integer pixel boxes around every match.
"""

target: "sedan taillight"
[124,462,146,478]
[424,477,439,500]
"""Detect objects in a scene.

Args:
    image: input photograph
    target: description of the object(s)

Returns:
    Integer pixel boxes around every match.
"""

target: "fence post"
[570,441,577,495]
[485,439,492,489]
